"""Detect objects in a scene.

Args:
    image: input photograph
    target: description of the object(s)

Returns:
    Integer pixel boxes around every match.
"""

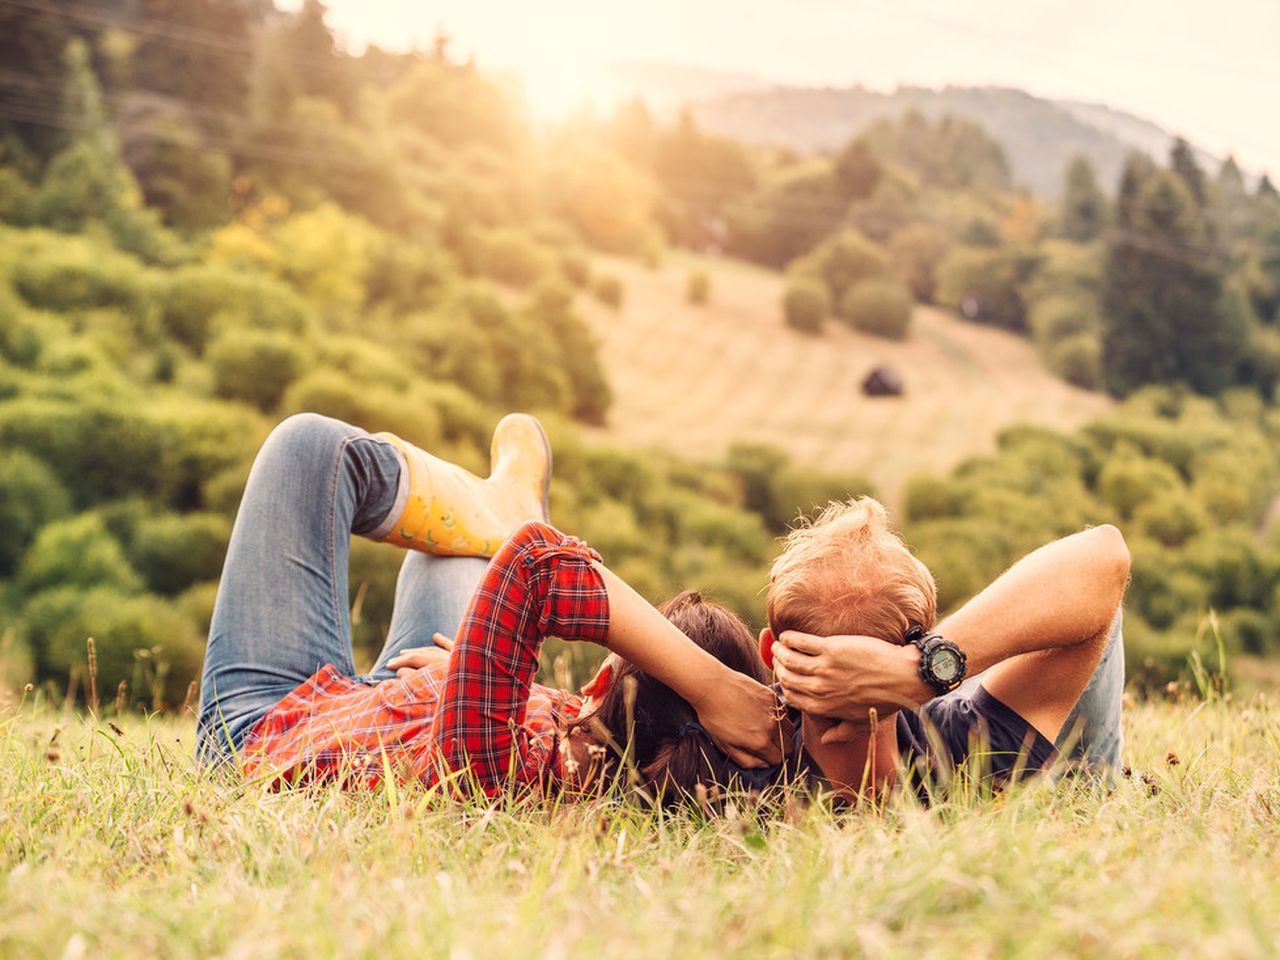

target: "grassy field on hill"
[4,691,1278,959]
[581,255,1110,503]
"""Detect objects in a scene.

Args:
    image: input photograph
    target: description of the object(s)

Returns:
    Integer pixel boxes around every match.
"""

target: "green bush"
[18,513,142,596]
[1045,332,1103,390]
[1095,454,1184,521]
[470,227,556,287]
[888,223,949,303]
[129,513,232,596]
[591,274,624,309]
[160,265,311,354]
[838,278,913,340]
[782,276,829,334]
[1029,292,1100,344]
[0,169,35,225]
[0,451,71,576]
[936,244,1033,331]
[207,329,307,412]
[11,240,152,316]
[790,228,889,305]
[21,585,203,707]
[686,269,711,305]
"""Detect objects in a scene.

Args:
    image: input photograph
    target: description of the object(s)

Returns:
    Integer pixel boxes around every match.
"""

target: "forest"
[3,0,1280,708]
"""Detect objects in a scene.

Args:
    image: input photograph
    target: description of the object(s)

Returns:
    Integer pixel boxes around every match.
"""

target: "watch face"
[932,648,961,681]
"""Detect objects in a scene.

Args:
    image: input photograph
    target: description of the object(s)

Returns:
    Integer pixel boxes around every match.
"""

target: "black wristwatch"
[904,626,967,696]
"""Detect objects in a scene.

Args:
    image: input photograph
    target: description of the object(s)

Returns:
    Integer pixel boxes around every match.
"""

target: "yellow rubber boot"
[373,414,552,557]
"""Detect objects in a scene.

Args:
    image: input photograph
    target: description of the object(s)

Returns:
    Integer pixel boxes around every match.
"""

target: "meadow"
[3,684,1279,960]
[580,253,1110,503]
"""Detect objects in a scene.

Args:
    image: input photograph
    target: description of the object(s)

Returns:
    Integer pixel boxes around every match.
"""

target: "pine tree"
[1102,159,1237,396]
[1058,155,1107,242]
[1170,137,1208,208]
[1259,175,1279,201]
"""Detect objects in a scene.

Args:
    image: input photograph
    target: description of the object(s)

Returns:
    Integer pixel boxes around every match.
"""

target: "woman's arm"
[594,564,789,769]
[431,522,786,794]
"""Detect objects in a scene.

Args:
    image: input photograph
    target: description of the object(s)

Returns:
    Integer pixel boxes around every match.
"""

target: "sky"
[294,0,1279,178]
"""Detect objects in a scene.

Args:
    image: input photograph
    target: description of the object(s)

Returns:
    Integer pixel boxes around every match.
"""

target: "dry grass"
[580,254,1110,506]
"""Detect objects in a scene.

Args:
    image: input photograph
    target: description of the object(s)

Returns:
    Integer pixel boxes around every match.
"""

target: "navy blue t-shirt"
[895,684,1058,797]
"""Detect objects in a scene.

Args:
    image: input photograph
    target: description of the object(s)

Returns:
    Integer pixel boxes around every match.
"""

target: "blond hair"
[767,497,936,643]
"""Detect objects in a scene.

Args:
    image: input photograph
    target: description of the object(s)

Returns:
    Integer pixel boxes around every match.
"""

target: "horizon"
[286,0,1279,181]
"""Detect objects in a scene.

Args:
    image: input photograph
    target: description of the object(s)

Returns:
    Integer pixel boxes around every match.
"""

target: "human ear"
[579,658,615,698]
[758,628,776,670]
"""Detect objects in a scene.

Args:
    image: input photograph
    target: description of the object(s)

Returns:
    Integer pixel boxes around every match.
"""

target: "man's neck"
[801,712,901,803]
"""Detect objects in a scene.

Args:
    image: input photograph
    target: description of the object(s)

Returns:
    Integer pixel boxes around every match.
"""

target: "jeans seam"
[329,434,356,677]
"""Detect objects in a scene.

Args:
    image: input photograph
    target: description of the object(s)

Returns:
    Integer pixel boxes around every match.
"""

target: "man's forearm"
[937,524,1130,676]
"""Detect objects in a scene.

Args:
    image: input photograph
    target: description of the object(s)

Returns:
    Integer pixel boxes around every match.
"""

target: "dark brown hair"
[565,590,773,805]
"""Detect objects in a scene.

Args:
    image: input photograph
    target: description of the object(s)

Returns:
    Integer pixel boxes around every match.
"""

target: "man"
[761,497,1128,799]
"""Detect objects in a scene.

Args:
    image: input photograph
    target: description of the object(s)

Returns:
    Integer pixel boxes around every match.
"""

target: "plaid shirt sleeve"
[429,520,610,795]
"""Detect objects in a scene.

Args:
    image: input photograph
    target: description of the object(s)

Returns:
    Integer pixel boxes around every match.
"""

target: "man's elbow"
[1090,523,1131,594]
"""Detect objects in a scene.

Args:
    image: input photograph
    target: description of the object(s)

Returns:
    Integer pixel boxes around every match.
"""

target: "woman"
[196,412,789,801]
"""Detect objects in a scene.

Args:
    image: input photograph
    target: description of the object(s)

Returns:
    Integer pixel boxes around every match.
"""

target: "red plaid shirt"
[241,522,611,795]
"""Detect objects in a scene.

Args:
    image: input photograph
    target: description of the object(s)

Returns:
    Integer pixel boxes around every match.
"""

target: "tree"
[1059,156,1107,242]
[1169,137,1208,209]
[1102,163,1237,395]
[833,139,882,201]
[32,39,171,260]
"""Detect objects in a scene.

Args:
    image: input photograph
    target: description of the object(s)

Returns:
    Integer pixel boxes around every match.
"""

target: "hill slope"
[580,255,1111,504]
[688,84,1216,197]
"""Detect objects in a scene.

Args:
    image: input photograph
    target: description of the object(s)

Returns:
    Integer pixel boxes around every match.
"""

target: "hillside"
[687,83,1212,197]
[579,254,1111,503]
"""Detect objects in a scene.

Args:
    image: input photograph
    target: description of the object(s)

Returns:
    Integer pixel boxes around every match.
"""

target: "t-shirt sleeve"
[429,521,611,795]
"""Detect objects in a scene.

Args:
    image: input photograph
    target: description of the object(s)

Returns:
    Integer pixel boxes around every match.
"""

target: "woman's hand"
[772,630,931,742]
[385,633,454,678]
[693,671,793,769]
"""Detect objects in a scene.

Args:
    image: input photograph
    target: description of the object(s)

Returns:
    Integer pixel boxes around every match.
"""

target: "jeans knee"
[260,412,356,467]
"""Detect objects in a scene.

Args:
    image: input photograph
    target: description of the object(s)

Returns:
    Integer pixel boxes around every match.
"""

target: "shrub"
[1029,292,1100,344]
[791,228,889,305]
[160,265,311,354]
[22,585,203,707]
[839,278,913,340]
[1045,332,1103,390]
[887,223,949,302]
[207,329,307,412]
[1095,455,1184,521]
[11,240,152,316]
[591,274,624,308]
[470,227,556,287]
[782,276,829,334]
[0,168,34,225]
[129,512,232,596]
[687,269,711,305]
[0,452,71,576]
[936,244,1033,331]
[18,513,142,596]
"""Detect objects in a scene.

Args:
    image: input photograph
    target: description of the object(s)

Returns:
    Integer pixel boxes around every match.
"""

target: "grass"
[579,254,1110,507]
[4,688,1280,959]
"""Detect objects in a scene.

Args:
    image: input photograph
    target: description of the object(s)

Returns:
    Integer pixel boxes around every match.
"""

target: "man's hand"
[693,671,793,769]
[385,633,454,678]
[771,630,931,743]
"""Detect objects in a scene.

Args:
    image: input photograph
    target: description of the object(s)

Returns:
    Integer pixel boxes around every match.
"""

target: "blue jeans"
[196,414,487,765]
[949,609,1126,768]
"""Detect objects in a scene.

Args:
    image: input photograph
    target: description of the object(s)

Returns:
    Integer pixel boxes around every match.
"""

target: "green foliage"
[0,451,71,576]
[468,227,556,288]
[1102,158,1239,396]
[858,111,1012,192]
[838,278,913,340]
[160,264,312,354]
[782,276,829,334]
[1044,332,1103,390]
[728,159,843,268]
[790,228,889,308]
[128,513,231,596]
[19,513,142,596]
[888,223,950,303]
[1058,156,1107,242]
[207,329,307,412]
[936,244,1035,331]
[21,586,202,705]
